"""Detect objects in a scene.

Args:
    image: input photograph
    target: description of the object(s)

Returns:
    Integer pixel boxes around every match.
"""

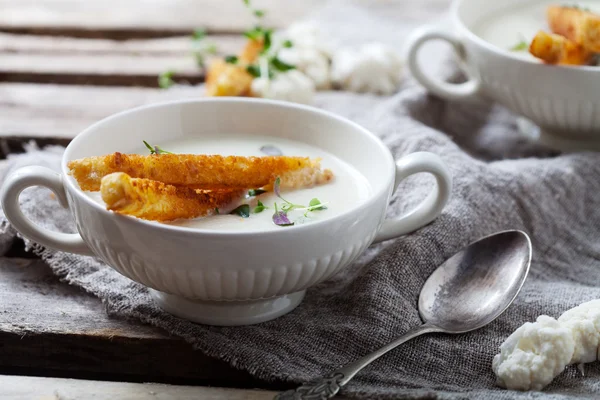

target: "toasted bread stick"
[68,153,333,191]
[101,172,244,221]
[529,30,592,65]
[548,5,600,52]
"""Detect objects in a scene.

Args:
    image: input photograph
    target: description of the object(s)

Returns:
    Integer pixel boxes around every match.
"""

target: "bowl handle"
[373,152,452,243]
[406,25,480,100]
[1,166,94,255]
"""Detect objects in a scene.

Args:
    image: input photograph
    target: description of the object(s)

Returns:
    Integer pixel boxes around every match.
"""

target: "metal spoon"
[274,230,532,400]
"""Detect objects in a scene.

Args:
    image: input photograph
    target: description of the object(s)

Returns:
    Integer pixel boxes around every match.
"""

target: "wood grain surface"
[0,256,269,388]
[1,375,280,400]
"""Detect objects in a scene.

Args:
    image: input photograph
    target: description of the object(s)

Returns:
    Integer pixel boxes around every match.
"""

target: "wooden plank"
[0,256,264,387]
[0,83,208,140]
[1,375,278,400]
[0,0,322,37]
[0,33,244,86]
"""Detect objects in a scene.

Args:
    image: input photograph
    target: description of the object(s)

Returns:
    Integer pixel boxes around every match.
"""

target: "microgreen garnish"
[254,200,268,213]
[230,204,250,218]
[191,28,218,68]
[271,57,296,72]
[260,145,283,155]
[270,177,329,226]
[158,70,175,89]
[215,208,219,214]
[510,41,528,51]
[192,28,206,41]
[273,177,312,212]
[283,40,293,48]
[242,0,266,19]
[143,141,173,154]
[246,64,261,77]
[272,203,294,226]
[248,188,267,197]
[308,198,327,211]
[225,55,239,64]
[509,34,528,52]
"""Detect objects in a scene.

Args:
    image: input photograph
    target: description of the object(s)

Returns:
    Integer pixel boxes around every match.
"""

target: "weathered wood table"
[0,0,446,397]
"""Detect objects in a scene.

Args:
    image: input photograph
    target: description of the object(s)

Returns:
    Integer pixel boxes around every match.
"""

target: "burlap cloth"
[1,1,599,399]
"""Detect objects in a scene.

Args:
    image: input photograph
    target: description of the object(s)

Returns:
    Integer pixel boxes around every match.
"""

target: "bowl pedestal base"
[149,289,306,326]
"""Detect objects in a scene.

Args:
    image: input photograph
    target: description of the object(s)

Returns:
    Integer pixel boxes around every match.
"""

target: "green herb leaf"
[308,198,327,210]
[254,9,265,17]
[205,44,218,54]
[215,208,219,214]
[254,200,268,213]
[246,64,261,77]
[262,29,273,53]
[243,0,250,5]
[225,55,239,64]
[143,141,172,155]
[271,57,296,72]
[244,26,264,40]
[509,40,528,51]
[158,70,175,89]
[283,40,293,48]
[192,28,207,41]
[248,188,267,197]
[230,204,250,218]
[143,140,154,153]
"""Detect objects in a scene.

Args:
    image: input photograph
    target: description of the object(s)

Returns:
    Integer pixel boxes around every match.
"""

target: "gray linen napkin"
[3,2,600,400]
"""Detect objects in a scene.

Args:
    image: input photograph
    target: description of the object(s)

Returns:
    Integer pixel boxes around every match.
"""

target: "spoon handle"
[273,324,438,400]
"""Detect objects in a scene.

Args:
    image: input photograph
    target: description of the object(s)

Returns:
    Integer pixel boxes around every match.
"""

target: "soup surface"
[473,1,599,59]
[86,135,372,232]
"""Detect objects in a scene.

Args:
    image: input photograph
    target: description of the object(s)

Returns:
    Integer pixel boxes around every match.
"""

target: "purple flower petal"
[273,211,294,226]
[260,145,283,156]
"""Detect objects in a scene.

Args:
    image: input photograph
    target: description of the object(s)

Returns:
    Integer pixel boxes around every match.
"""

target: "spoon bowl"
[419,230,532,333]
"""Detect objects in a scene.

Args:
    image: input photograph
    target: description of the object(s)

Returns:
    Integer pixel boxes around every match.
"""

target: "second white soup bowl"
[2,98,452,326]
[406,0,600,151]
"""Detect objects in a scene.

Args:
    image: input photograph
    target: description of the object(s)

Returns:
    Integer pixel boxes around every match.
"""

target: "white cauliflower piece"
[278,47,331,90]
[331,43,404,95]
[276,22,333,90]
[251,70,315,105]
[492,315,575,391]
[283,22,333,58]
[558,300,600,364]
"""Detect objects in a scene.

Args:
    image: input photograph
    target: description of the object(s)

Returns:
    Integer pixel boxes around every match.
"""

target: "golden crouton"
[205,59,254,97]
[529,30,592,65]
[68,153,333,192]
[548,5,600,52]
[101,172,243,221]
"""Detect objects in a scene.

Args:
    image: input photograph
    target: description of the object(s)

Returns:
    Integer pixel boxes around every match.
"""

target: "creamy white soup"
[86,135,372,232]
[474,1,599,58]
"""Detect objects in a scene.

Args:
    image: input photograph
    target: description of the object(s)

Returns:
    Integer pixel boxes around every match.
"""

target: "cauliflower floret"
[276,22,332,90]
[558,300,600,364]
[251,70,315,105]
[283,22,333,58]
[330,43,404,95]
[278,47,331,90]
[492,315,575,391]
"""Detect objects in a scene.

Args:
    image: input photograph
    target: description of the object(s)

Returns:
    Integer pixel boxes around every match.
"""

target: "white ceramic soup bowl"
[406,0,600,151]
[2,98,452,326]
